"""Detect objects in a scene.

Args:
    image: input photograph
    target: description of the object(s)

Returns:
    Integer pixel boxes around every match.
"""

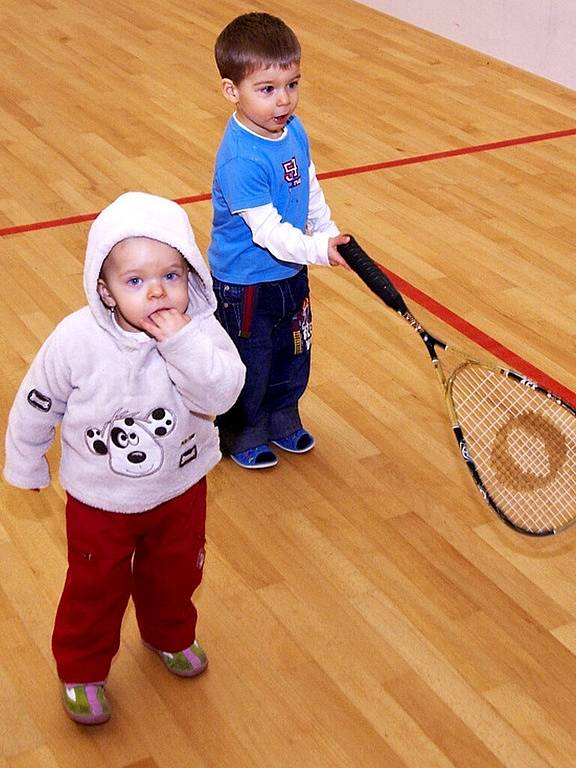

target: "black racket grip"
[337,236,410,315]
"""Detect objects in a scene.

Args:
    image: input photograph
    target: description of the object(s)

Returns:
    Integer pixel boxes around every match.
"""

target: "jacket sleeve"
[3,330,71,489]
[158,315,245,416]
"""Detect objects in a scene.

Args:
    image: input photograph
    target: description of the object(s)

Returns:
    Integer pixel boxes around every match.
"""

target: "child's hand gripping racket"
[337,236,576,537]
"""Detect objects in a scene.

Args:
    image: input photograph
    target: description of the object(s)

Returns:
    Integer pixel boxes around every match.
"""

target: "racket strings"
[461,380,566,476]
[449,364,576,533]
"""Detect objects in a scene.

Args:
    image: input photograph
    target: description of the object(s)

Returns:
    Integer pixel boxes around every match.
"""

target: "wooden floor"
[1,0,576,766]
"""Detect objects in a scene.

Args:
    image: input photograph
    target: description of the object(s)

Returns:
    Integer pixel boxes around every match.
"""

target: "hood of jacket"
[84,192,216,336]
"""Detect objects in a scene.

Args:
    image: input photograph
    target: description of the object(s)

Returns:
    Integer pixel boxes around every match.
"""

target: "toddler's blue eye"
[128,277,142,286]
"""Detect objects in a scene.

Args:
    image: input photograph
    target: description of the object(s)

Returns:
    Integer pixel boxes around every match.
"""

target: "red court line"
[316,126,576,181]
[0,192,212,237]
[1,128,575,238]
[0,192,212,238]
[0,212,100,237]
[382,264,576,409]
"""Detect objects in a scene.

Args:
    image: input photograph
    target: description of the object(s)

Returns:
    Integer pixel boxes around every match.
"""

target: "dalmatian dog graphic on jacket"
[85,408,177,477]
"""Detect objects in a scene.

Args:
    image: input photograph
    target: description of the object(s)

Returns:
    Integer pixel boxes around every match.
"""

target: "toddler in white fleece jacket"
[3,192,245,725]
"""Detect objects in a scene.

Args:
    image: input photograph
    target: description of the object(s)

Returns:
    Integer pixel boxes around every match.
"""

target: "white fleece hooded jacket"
[3,192,245,513]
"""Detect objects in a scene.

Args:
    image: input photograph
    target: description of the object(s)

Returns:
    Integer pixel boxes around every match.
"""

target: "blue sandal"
[272,428,315,454]
[230,444,278,469]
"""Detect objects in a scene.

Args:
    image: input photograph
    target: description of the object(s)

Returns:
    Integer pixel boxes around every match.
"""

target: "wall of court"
[355,0,576,91]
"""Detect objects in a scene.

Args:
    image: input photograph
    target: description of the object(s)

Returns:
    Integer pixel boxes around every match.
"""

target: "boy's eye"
[260,85,274,94]
[127,277,142,286]
[288,80,299,89]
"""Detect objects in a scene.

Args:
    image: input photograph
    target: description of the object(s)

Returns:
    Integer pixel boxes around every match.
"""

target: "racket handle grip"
[337,236,410,315]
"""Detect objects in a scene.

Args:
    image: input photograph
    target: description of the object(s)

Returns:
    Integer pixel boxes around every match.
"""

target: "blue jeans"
[212,268,312,454]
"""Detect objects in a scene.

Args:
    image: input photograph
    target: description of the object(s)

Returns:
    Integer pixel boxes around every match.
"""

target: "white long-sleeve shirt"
[239,163,340,266]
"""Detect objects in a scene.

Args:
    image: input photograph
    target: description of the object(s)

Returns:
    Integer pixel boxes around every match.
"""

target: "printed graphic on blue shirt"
[282,156,301,188]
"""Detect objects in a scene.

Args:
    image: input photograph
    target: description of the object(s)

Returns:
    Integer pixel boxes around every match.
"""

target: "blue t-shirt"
[207,115,311,284]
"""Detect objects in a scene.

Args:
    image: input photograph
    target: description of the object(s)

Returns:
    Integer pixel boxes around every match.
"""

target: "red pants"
[52,479,207,683]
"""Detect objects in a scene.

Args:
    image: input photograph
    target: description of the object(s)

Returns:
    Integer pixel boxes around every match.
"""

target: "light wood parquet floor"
[1,1,576,766]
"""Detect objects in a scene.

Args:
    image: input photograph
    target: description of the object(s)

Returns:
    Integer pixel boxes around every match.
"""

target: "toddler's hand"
[328,234,352,269]
[141,309,190,342]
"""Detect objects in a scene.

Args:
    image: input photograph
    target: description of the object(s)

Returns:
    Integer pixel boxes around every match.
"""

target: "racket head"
[446,362,576,536]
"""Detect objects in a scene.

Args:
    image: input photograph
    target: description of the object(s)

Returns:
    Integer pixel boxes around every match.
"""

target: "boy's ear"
[97,278,116,309]
[221,78,239,104]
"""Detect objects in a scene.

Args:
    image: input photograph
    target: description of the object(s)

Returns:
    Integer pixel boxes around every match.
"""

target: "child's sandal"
[62,681,111,725]
[230,444,278,469]
[272,428,315,454]
[144,639,208,677]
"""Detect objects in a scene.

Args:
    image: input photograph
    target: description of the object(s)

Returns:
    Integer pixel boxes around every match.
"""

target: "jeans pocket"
[213,281,243,335]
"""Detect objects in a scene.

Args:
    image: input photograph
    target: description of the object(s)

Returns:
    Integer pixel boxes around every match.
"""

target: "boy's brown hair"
[215,12,301,84]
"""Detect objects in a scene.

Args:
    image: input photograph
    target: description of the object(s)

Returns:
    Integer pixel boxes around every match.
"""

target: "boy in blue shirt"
[208,12,349,469]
